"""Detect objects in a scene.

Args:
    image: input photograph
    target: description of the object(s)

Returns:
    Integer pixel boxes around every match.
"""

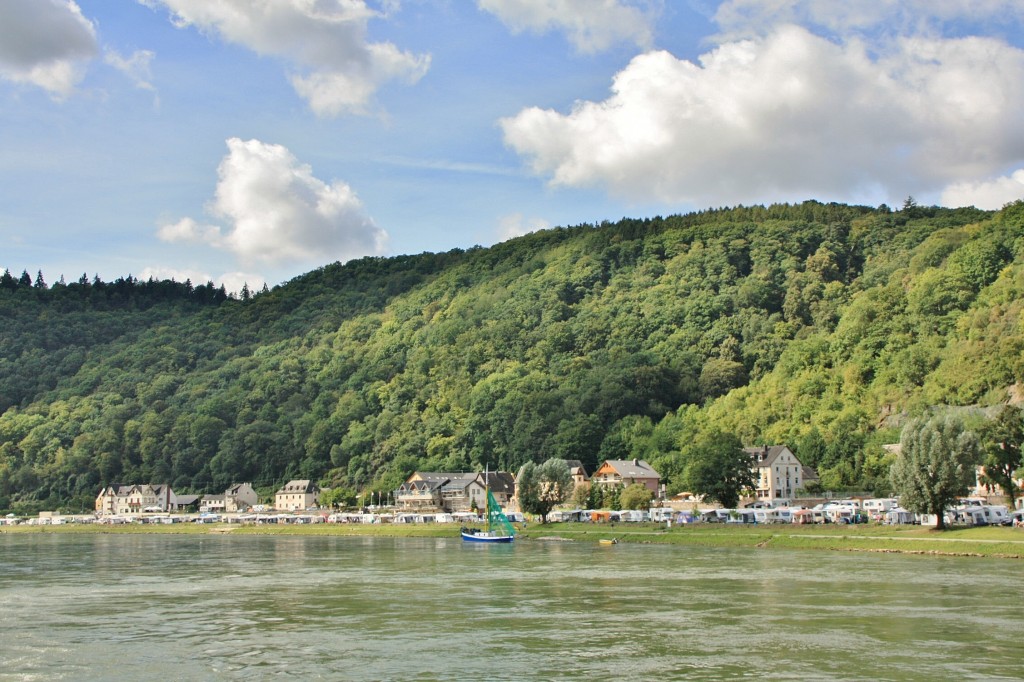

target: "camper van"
[982,506,1009,526]
[862,498,897,515]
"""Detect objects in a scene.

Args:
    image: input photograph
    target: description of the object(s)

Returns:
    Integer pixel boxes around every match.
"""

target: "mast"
[484,464,490,533]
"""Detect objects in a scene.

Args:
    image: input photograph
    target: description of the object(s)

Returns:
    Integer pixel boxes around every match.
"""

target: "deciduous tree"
[684,431,753,509]
[517,458,572,523]
[619,482,652,510]
[979,406,1023,509]
[890,414,979,530]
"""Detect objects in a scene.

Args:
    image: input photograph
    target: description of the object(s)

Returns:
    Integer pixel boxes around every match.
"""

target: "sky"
[2,0,1024,293]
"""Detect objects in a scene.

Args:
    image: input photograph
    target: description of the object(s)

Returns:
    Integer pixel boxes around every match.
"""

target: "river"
[1,533,1020,681]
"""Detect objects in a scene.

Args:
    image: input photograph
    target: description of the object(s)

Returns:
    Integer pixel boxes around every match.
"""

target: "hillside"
[1,200,1022,512]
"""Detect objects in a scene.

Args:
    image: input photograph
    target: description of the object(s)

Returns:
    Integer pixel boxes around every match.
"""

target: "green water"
[1,534,1020,681]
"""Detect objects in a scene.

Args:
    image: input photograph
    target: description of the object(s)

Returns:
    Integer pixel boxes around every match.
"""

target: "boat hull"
[461,530,514,543]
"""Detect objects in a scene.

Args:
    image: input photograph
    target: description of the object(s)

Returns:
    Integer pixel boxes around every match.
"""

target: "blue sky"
[2,0,1024,292]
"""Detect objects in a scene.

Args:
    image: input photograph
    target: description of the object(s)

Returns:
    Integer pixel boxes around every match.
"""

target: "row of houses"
[95,480,321,515]
[394,448,820,514]
[95,446,823,517]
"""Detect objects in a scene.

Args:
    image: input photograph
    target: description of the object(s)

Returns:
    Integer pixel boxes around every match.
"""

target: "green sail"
[486,489,516,537]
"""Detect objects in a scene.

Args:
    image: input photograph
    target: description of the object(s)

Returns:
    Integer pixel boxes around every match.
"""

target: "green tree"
[517,458,572,523]
[684,431,753,509]
[979,406,1024,509]
[890,414,980,530]
[698,358,748,401]
[318,486,357,509]
[619,482,652,510]
[571,481,592,509]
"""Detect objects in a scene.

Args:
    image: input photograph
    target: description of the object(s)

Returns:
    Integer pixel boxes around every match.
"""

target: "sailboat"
[461,472,515,543]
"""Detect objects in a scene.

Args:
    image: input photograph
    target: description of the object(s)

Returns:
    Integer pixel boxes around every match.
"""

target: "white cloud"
[0,0,97,97]
[497,213,550,241]
[157,217,222,244]
[137,266,265,296]
[138,266,214,286]
[217,271,267,296]
[941,169,1024,210]
[478,0,654,53]
[104,48,157,92]
[159,138,388,268]
[148,0,430,115]
[501,25,1024,207]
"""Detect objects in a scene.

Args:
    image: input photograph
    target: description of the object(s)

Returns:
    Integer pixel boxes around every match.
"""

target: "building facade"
[744,445,804,500]
[395,471,517,513]
[95,484,177,515]
[274,480,320,511]
[591,459,661,495]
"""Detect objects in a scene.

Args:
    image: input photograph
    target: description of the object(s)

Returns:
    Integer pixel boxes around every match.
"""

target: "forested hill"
[2,200,1023,512]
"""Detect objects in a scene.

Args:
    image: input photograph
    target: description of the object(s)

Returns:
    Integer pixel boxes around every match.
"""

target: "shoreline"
[4,522,1023,558]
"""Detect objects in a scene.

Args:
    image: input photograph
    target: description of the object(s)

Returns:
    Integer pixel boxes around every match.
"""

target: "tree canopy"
[517,458,573,523]
[683,431,754,509]
[619,483,653,510]
[890,414,980,529]
[979,406,1024,508]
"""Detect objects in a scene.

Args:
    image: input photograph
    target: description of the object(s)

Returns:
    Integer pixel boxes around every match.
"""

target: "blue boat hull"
[461,530,514,543]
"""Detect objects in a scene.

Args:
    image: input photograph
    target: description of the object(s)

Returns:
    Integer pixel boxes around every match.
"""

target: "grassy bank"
[522,522,1024,558]
[5,521,1023,558]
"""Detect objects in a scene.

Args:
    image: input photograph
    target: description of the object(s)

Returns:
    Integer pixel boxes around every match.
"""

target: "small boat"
[461,474,515,544]
[461,527,514,543]
[599,538,618,546]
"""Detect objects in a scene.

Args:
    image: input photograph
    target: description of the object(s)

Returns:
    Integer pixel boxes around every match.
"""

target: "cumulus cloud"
[497,213,551,241]
[0,0,97,97]
[156,217,222,244]
[137,266,265,297]
[501,25,1024,206]
[159,138,388,268]
[479,0,654,53]
[147,0,429,115]
[941,169,1024,210]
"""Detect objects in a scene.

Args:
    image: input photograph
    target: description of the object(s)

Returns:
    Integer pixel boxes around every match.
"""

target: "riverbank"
[5,521,1023,558]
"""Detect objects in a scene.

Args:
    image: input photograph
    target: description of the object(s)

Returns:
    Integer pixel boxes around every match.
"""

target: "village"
[5,445,1022,529]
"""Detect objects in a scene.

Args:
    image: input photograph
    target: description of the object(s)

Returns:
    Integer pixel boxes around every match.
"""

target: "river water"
[1,533,1020,681]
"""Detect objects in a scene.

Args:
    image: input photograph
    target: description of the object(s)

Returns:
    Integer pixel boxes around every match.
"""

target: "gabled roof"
[599,459,660,479]
[744,445,800,468]
[99,483,171,498]
[481,471,515,495]
[399,471,516,495]
[97,484,132,496]
[408,472,456,483]
[440,474,478,493]
[564,460,588,477]
[276,479,318,494]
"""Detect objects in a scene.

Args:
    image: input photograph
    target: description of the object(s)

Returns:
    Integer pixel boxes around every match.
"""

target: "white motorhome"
[862,498,897,515]
[982,505,1009,525]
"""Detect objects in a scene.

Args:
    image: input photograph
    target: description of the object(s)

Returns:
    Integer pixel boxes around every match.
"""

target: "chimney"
[633,458,639,466]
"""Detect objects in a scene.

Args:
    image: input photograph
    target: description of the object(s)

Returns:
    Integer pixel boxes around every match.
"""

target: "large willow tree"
[890,414,979,530]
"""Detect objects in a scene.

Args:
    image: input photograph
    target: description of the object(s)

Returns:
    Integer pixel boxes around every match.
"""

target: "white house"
[274,480,320,511]
[744,445,807,501]
[95,484,177,515]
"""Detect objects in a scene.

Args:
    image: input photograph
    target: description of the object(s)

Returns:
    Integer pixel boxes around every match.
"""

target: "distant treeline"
[1,270,237,306]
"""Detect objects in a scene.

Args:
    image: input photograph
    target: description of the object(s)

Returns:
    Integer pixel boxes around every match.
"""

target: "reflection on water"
[1,533,1021,681]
